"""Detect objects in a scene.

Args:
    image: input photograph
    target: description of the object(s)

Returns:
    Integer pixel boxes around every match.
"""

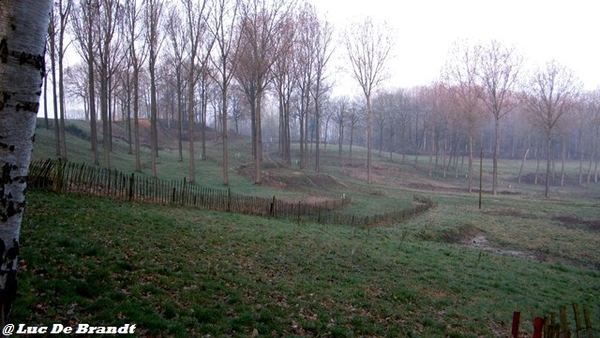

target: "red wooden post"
[512,311,521,338]
[533,317,544,338]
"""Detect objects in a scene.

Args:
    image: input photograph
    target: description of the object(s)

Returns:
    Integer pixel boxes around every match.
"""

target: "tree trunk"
[518,148,529,184]
[315,101,321,172]
[100,65,110,168]
[85,6,99,166]
[338,123,344,159]
[0,0,52,325]
[133,64,141,172]
[149,58,158,178]
[545,134,552,197]
[492,117,500,195]
[468,135,474,193]
[200,77,207,160]
[50,38,61,158]
[560,136,566,187]
[126,75,132,155]
[221,83,229,186]
[43,67,50,129]
[349,124,354,160]
[283,98,291,165]
[535,143,540,185]
[201,95,207,160]
[299,109,304,168]
[254,91,263,185]
[177,70,183,162]
[388,131,394,160]
[587,130,597,184]
[59,62,68,161]
[107,76,113,153]
[578,130,584,185]
[401,128,406,162]
[366,95,372,184]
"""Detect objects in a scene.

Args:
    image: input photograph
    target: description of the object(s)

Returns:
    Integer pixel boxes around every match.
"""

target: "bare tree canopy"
[210,0,242,186]
[526,60,582,197]
[235,0,294,185]
[344,16,394,184]
[442,40,483,193]
[476,39,523,195]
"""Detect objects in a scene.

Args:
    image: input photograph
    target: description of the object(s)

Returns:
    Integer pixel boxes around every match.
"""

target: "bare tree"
[229,85,246,134]
[71,0,100,165]
[48,9,62,157]
[181,0,210,183]
[372,91,388,154]
[344,17,394,184]
[94,0,122,168]
[442,40,482,192]
[48,0,73,160]
[166,4,188,163]
[271,15,295,166]
[64,63,90,120]
[56,0,73,160]
[526,60,581,197]
[586,90,600,183]
[293,5,314,169]
[476,40,522,195]
[0,0,52,324]
[144,0,164,178]
[309,6,333,173]
[210,0,242,185]
[235,0,293,184]
[332,96,350,158]
[124,0,148,172]
[292,3,333,172]
[347,99,363,160]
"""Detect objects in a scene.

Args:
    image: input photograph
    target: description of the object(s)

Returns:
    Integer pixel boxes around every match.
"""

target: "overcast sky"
[309,0,600,92]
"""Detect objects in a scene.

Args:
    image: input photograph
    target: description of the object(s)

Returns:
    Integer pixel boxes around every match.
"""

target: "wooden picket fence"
[511,303,599,338]
[27,159,434,227]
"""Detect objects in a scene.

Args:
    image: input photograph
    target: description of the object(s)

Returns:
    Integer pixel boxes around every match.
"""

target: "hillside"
[18,119,600,336]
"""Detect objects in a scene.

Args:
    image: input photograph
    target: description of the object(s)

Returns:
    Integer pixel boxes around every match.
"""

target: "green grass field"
[13,119,600,337]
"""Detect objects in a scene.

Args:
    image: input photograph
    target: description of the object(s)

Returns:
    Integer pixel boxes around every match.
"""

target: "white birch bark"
[0,0,52,323]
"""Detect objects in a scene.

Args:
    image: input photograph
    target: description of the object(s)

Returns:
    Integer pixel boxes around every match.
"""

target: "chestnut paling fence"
[511,303,600,338]
[28,159,434,226]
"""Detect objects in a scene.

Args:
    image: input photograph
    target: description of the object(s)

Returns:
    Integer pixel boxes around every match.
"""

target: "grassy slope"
[17,119,600,336]
[16,190,600,337]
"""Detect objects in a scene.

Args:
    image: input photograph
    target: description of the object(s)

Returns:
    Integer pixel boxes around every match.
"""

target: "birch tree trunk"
[0,0,52,324]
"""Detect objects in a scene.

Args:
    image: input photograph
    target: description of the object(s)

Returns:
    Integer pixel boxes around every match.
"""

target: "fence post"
[547,312,557,338]
[573,303,582,338]
[182,177,187,206]
[54,158,63,194]
[129,173,134,201]
[533,317,544,338]
[270,196,276,217]
[511,311,520,338]
[107,167,111,196]
[227,188,231,212]
[560,306,569,338]
[582,304,593,338]
[317,207,322,223]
